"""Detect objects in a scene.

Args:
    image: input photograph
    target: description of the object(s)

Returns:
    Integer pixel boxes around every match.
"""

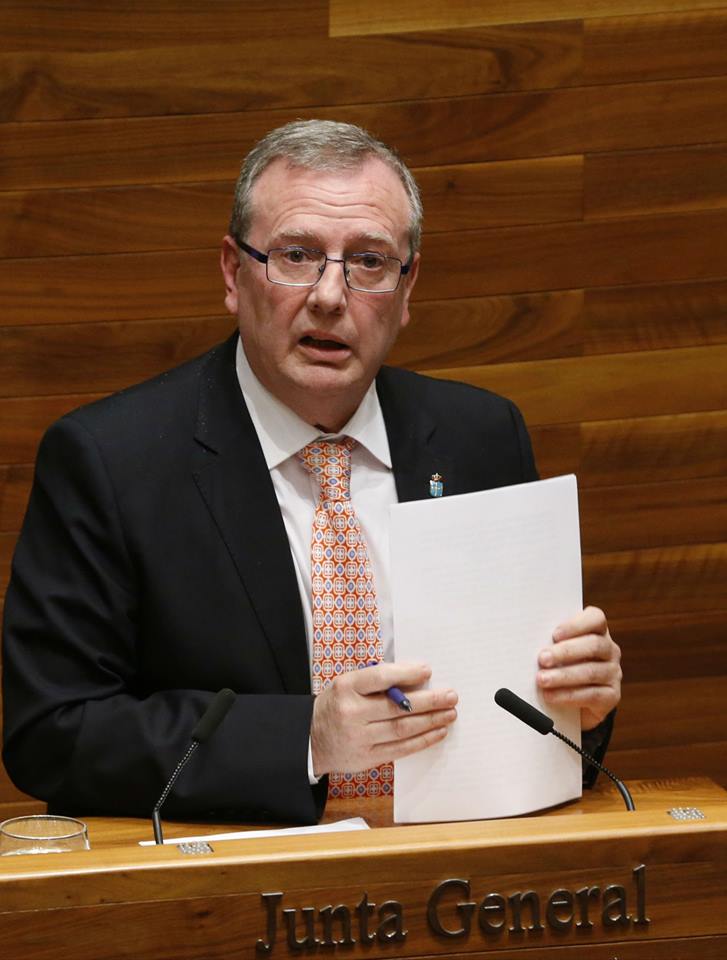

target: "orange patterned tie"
[298,437,393,799]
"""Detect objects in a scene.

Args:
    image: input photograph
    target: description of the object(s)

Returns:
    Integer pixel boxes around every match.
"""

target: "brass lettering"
[427,879,474,938]
[478,894,506,934]
[283,907,319,950]
[602,885,631,928]
[633,864,650,927]
[319,905,355,947]
[575,886,600,930]
[356,894,376,944]
[376,901,407,943]
[508,890,543,933]
[546,889,573,931]
[256,892,283,954]
[254,863,652,952]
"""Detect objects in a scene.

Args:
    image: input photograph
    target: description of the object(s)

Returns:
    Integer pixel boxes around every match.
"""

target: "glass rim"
[267,273,401,293]
[268,245,404,266]
[0,814,87,841]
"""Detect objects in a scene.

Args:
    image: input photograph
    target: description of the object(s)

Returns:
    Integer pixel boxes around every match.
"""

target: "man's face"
[220,156,419,430]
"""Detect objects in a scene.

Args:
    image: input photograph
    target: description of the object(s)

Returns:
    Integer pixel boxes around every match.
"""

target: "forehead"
[247,156,412,248]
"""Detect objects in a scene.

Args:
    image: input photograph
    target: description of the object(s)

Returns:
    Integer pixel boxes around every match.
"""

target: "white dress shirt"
[235,336,399,670]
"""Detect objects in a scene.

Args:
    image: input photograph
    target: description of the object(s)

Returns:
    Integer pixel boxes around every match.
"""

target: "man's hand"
[311,662,458,777]
[536,606,621,731]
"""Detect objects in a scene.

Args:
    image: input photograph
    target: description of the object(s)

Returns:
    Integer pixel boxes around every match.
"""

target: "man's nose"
[307,259,347,312]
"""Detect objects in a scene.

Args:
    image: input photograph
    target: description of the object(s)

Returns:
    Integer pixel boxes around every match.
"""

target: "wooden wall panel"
[0,157,582,260]
[580,477,727,551]
[0,395,102,465]
[585,144,727,220]
[0,1,330,50]
[612,676,727,750]
[0,182,232,258]
[609,741,727,787]
[0,23,582,123]
[0,317,234,397]
[533,411,727,486]
[395,291,584,368]
[584,8,727,84]
[431,346,727,425]
[0,464,32,533]
[418,210,727,299]
[610,609,727,681]
[4,75,727,191]
[414,155,583,231]
[0,532,14,597]
[584,279,727,354]
[329,0,727,36]
[0,250,222,326]
[0,1,725,810]
[4,208,727,330]
[583,544,727,619]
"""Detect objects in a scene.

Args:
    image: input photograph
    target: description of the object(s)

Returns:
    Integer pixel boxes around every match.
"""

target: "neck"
[293,389,363,435]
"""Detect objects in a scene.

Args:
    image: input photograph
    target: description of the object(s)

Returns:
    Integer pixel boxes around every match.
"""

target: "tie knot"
[298,437,356,502]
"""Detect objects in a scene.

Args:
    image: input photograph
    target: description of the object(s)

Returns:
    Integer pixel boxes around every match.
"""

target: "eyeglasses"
[236,239,411,293]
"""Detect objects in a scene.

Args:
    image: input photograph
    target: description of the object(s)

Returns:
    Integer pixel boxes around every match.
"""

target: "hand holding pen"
[310,661,458,778]
[365,661,412,712]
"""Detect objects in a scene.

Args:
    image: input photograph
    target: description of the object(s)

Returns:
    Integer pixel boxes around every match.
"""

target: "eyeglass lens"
[267,247,402,292]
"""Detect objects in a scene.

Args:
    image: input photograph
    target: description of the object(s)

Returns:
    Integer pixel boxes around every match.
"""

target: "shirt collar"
[235,336,392,470]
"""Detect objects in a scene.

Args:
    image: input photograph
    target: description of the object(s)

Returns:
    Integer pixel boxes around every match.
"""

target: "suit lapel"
[190,337,310,695]
[377,366,455,503]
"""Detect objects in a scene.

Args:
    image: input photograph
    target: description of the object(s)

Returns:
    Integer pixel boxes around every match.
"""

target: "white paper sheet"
[390,474,583,823]
[139,817,369,846]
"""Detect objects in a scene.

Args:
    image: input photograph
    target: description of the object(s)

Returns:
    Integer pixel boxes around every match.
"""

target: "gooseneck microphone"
[494,688,635,811]
[152,688,237,844]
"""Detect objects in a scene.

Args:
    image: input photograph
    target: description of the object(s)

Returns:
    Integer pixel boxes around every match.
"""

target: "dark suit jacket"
[2,334,545,822]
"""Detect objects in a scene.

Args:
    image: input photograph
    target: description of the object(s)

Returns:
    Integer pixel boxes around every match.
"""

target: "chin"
[294,363,361,395]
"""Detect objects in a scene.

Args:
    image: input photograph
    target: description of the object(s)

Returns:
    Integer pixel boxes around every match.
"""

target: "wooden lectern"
[1,778,726,959]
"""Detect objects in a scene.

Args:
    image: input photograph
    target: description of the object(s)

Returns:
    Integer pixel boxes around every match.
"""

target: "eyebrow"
[271,229,398,253]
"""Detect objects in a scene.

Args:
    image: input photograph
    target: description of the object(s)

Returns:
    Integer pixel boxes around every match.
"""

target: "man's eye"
[282,247,315,264]
[352,253,386,270]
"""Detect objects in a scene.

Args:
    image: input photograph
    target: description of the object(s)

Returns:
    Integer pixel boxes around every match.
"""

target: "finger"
[406,687,459,714]
[356,686,458,723]
[369,721,451,765]
[349,661,432,696]
[335,683,458,725]
[537,659,622,692]
[540,683,620,719]
[553,605,608,641]
[539,633,620,669]
[369,706,458,746]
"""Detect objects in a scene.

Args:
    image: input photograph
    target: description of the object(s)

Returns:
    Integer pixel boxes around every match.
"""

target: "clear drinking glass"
[0,815,90,855]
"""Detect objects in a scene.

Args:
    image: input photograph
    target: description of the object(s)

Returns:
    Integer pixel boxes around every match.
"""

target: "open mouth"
[300,335,349,352]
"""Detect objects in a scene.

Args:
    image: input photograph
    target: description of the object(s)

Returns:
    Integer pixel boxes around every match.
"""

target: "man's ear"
[220,235,241,315]
[399,251,420,330]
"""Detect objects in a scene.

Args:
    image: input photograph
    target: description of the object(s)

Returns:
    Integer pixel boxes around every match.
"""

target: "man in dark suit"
[2,121,621,822]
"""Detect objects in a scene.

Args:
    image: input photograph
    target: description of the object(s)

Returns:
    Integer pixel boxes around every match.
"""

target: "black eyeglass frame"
[235,238,412,293]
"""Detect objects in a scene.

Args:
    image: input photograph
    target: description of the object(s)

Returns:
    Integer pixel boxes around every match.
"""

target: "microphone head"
[192,688,236,743]
[494,688,554,735]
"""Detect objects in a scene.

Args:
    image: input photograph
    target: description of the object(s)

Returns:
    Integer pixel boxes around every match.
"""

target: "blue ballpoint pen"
[365,662,413,712]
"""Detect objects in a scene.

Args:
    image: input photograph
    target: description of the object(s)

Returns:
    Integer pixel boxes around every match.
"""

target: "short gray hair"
[229,119,423,255]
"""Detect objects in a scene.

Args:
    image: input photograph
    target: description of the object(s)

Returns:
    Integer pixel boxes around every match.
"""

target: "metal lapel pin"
[429,473,444,498]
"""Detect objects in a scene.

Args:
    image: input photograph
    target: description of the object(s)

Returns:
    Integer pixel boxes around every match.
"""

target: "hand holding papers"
[390,475,583,823]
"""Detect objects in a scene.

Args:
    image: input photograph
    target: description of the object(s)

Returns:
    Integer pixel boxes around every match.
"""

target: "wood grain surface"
[1,782,726,959]
[585,144,727,220]
[0,23,582,123]
[585,8,727,84]
[3,76,727,191]
[330,0,727,35]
